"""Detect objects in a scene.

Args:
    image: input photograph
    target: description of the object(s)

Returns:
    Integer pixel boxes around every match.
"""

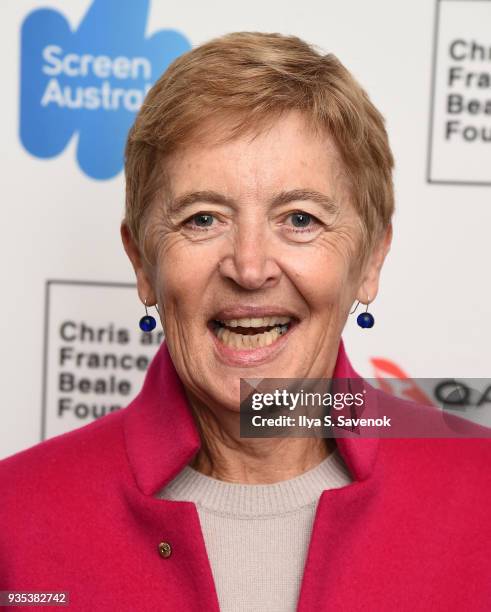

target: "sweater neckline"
[157,449,352,517]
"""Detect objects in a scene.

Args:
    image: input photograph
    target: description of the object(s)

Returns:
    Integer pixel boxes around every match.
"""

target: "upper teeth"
[218,316,291,328]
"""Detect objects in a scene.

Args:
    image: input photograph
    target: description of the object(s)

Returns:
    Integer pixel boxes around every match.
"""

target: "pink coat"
[1,340,490,611]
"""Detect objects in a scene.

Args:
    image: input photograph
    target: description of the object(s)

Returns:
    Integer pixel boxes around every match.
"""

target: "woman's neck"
[187,392,336,484]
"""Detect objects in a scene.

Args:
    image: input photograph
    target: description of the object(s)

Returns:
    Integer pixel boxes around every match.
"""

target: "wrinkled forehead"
[161,110,351,206]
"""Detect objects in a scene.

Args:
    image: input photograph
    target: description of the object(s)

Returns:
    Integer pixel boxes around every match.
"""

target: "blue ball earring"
[350,295,375,329]
[139,298,157,332]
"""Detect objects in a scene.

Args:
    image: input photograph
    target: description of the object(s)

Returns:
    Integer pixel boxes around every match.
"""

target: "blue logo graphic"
[20,0,191,180]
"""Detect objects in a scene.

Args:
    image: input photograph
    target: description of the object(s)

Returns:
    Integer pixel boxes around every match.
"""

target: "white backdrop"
[1,0,490,460]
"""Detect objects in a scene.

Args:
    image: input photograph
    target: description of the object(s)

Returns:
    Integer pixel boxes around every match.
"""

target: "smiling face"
[122,110,391,412]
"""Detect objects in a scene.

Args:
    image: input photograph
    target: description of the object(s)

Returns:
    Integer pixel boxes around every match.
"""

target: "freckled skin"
[122,110,391,415]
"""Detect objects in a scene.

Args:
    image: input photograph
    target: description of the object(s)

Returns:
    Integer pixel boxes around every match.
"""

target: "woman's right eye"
[184,213,216,230]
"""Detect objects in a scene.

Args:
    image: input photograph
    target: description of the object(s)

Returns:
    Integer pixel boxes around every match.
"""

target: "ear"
[120,221,156,305]
[356,223,392,304]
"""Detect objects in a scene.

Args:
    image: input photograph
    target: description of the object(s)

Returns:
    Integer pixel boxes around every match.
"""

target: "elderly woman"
[1,32,490,612]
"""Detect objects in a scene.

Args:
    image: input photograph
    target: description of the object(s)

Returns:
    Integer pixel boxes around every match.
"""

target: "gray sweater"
[157,449,352,611]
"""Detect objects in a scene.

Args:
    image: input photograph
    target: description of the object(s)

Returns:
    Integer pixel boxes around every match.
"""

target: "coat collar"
[123,338,379,496]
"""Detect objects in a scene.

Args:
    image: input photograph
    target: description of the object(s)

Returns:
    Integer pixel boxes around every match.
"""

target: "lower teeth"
[214,324,289,349]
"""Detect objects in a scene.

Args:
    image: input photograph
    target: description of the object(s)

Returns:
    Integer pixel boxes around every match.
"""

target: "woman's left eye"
[286,212,320,231]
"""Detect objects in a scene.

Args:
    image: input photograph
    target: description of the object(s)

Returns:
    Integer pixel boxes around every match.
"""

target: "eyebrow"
[168,188,339,215]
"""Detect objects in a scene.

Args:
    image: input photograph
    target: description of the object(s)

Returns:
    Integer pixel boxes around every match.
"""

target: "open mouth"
[209,316,295,350]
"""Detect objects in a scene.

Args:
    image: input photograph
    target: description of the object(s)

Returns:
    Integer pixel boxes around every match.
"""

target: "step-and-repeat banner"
[1,0,490,459]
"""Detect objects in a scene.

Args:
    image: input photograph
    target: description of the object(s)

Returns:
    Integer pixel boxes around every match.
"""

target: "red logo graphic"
[370,358,433,406]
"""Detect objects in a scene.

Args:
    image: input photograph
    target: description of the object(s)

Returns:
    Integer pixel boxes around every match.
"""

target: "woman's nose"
[218,227,282,290]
